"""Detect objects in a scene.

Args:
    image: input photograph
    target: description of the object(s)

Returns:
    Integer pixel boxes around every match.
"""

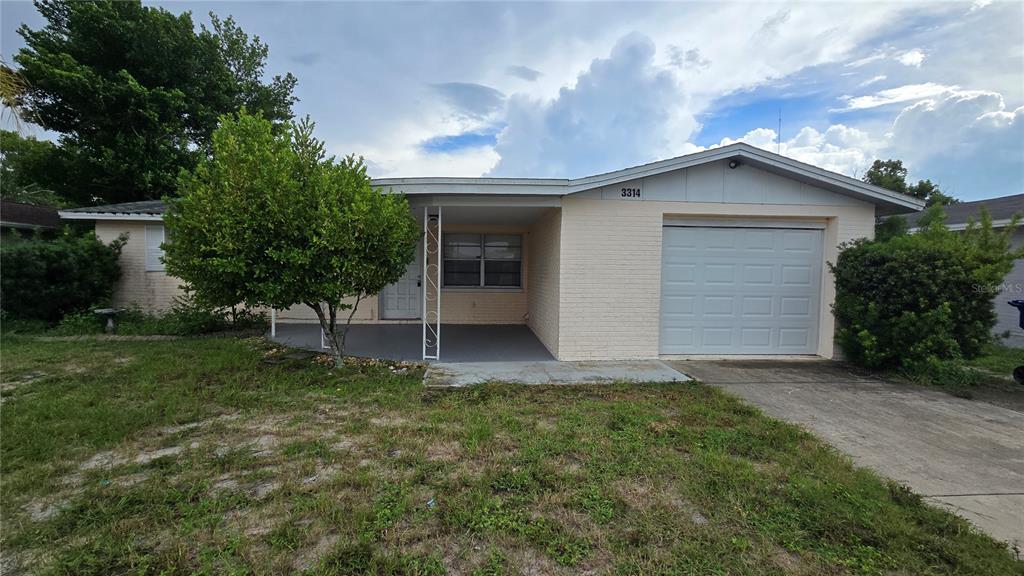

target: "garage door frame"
[659,219,826,356]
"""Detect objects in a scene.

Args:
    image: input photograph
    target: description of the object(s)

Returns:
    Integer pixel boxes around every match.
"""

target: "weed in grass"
[359,483,409,541]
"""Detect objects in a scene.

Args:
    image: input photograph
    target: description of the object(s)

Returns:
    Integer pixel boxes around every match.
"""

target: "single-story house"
[904,193,1024,347]
[59,143,924,361]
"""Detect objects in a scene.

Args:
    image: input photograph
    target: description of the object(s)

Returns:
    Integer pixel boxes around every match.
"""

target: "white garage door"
[660,224,823,355]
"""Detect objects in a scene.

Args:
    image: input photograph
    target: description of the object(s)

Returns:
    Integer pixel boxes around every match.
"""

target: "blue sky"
[2,1,1022,200]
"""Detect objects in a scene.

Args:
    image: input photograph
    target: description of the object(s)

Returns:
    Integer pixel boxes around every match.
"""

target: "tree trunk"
[306,301,343,366]
[305,297,362,367]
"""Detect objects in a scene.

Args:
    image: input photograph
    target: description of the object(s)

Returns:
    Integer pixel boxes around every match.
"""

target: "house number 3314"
[620,187,641,198]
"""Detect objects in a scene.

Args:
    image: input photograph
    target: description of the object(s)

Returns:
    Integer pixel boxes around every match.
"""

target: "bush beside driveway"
[1,336,1020,574]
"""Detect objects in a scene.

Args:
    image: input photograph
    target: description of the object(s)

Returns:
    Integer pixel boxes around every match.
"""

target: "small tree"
[164,111,419,363]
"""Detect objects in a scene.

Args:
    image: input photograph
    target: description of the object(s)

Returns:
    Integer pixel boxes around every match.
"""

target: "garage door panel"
[742,264,774,284]
[780,296,811,316]
[660,226,822,355]
[783,230,817,252]
[741,328,772,346]
[703,264,736,284]
[781,265,812,286]
[662,295,696,316]
[742,296,773,316]
[779,328,811,348]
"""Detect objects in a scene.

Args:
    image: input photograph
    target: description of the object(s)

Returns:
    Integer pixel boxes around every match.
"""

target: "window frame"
[441,233,522,289]
[144,224,166,272]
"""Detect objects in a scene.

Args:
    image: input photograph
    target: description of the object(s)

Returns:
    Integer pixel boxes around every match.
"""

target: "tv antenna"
[777,108,782,154]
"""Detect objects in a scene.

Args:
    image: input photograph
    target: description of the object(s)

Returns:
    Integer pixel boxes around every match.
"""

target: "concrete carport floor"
[667,359,1024,547]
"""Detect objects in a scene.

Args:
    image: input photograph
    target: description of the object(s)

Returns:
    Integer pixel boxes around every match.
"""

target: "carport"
[270,323,554,362]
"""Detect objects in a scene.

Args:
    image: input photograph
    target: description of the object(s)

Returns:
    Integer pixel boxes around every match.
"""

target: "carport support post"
[422,206,442,361]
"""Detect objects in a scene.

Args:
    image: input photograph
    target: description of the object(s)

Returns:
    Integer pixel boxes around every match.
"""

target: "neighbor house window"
[443,234,521,288]
[145,224,166,271]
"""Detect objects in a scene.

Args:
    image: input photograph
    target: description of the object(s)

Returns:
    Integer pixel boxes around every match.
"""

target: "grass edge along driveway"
[1,335,1020,575]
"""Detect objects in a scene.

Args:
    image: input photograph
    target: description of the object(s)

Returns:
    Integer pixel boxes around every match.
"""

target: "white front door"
[381,244,422,319]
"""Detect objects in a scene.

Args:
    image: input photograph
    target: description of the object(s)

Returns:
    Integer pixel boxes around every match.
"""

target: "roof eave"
[58,211,164,221]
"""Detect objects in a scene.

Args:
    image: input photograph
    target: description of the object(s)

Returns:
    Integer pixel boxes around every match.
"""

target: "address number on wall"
[620,187,642,199]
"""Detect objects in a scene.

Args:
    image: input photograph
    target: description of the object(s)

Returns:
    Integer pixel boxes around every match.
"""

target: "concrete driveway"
[668,360,1024,546]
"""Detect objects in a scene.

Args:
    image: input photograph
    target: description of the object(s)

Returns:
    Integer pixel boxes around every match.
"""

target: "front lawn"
[1,336,1019,575]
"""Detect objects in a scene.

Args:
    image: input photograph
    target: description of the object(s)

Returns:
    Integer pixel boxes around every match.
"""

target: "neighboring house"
[904,193,1024,347]
[59,143,923,361]
[1,200,60,235]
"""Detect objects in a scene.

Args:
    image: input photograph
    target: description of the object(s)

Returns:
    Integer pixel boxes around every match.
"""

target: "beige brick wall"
[95,221,184,312]
[432,223,528,325]
[526,208,561,356]
[555,197,876,361]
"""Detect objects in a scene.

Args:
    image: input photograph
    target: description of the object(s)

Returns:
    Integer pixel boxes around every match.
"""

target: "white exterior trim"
[144,224,166,271]
[910,217,1016,233]
[663,217,827,230]
[59,211,164,221]
[373,143,924,212]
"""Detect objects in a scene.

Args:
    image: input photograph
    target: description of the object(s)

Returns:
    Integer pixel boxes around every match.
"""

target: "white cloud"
[896,48,926,67]
[970,0,993,12]
[846,52,887,67]
[715,86,1023,199]
[858,74,887,88]
[841,82,957,110]
[489,33,697,177]
[885,89,1024,196]
[716,125,881,177]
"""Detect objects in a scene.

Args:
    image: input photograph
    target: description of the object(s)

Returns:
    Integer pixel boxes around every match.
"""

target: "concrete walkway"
[668,359,1024,546]
[424,360,689,387]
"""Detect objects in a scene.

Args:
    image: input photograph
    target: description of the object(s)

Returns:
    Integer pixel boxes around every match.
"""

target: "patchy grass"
[1,336,1020,575]
[966,343,1024,376]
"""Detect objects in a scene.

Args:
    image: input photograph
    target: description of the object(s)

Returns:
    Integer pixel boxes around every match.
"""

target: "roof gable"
[374,143,924,212]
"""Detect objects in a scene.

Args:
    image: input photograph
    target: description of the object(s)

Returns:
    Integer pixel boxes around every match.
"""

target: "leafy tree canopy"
[164,111,420,363]
[0,129,66,206]
[863,158,958,207]
[13,0,297,206]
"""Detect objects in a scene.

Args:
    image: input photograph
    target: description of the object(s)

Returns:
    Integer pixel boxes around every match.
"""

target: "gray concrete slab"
[271,323,553,362]
[668,359,1024,546]
[424,360,690,387]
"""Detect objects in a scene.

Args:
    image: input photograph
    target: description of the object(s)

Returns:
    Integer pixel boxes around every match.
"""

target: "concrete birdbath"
[94,308,125,334]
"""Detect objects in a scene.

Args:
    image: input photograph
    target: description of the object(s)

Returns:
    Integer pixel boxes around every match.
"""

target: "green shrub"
[43,295,267,337]
[831,206,1021,370]
[0,312,49,334]
[114,296,267,336]
[50,311,106,335]
[0,230,126,322]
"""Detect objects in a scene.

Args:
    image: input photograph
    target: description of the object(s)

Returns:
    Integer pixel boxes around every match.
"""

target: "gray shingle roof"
[61,200,167,215]
[904,193,1023,228]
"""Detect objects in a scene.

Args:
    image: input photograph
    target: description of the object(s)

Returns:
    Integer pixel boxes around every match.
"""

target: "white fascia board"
[374,177,567,196]
[372,142,927,212]
[565,146,742,192]
[909,218,1015,233]
[58,211,164,221]
[416,194,562,207]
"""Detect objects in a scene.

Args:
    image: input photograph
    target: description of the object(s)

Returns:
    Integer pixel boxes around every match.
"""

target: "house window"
[145,224,166,271]
[443,234,521,288]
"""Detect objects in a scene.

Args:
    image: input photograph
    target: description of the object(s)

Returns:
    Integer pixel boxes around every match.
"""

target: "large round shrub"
[831,209,1020,369]
[0,231,125,322]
